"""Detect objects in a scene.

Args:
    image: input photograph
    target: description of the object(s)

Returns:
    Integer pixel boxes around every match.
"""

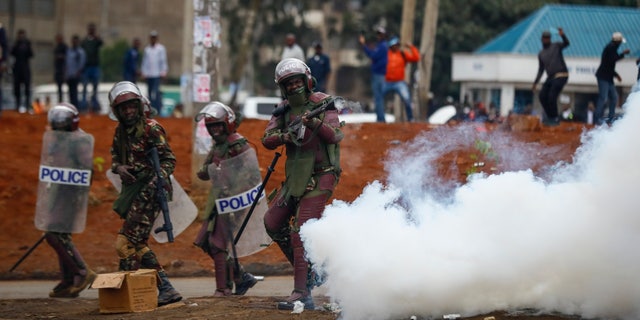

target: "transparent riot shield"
[208,148,271,257]
[35,130,94,233]
[106,172,198,243]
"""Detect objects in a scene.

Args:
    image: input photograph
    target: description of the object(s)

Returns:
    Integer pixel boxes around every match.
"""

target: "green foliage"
[100,39,129,82]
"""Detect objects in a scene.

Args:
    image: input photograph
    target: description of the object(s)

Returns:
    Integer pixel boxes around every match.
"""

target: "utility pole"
[397,0,416,122]
[188,0,221,191]
[417,0,439,121]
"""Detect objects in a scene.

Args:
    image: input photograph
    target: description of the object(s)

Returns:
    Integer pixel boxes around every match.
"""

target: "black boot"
[276,290,315,310]
[234,272,258,295]
[157,270,182,306]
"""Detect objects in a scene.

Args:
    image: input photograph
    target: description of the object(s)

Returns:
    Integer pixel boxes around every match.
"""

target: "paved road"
[0,275,328,300]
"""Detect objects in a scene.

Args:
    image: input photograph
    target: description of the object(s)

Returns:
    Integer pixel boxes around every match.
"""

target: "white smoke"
[301,82,640,320]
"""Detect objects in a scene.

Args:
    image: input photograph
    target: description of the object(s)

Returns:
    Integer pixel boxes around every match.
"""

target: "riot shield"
[208,148,271,257]
[35,130,94,233]
[106,171,198,243]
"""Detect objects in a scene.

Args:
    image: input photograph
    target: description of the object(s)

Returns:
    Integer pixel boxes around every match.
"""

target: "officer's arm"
[311,109,343,144]
[262,116,288,150]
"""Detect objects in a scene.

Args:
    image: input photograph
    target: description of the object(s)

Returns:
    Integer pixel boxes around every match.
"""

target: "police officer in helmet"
[193,101,259,297]
[262,58,344,310]
[108,81,182,306]
[42,103,96,298]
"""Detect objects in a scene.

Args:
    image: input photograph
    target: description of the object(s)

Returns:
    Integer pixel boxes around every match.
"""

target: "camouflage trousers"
[117,184,162,271]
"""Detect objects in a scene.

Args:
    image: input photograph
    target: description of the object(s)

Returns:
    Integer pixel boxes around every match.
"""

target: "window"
[34,0,55,18]
[15,0,32,14]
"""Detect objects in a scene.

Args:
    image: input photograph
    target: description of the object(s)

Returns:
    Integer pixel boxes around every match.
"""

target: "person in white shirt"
[281,33,305,62]
[141,30,167,113]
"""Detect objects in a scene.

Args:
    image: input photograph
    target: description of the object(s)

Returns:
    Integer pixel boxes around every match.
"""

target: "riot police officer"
[193,101,259,297]
[40,103,96,298]
[262,58,344,310]
[108,81,182,306]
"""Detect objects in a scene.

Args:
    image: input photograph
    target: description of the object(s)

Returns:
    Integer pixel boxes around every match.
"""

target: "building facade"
[452,4,640,120]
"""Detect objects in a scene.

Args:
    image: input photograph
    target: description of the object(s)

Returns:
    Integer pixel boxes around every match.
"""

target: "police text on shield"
[215,183,265,214]
[39,165,92,187]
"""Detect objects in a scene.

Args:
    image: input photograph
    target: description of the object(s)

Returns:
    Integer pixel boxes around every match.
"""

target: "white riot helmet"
[274,58,314,98]
[108,81,144,124]
[194,101,237,134]
[48,103,80,131]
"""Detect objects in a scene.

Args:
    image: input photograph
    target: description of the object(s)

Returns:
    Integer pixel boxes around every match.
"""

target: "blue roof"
[475,4,640,58]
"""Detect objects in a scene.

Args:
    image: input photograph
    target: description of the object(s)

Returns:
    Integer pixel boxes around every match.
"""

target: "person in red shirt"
[384,36,419,121]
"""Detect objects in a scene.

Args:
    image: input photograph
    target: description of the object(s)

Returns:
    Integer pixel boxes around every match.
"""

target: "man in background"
[281,33,305,62]
[141,30,168,114]
[532,27,570,127]
[306,41,331,93]
[383,36,419,122]
[53,34,67,104]
[123,38,141,84]
[594,32,630,125]
[80,23,103,113]
[66,35,86,108]
[11,29,34,113]
[359,26,388,122]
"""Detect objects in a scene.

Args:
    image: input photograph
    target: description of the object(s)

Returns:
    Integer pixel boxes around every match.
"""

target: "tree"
[100,39,129,83]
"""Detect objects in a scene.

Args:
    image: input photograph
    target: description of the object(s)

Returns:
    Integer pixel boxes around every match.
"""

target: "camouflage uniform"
[263,58,343,309]
[110,118,175,271]
[108,80,181,306]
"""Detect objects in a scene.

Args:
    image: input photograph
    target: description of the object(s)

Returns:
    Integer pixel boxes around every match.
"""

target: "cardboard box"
[90,269,158,314]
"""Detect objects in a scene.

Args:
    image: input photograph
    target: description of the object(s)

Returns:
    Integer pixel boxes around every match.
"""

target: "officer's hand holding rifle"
[273,97,342,144]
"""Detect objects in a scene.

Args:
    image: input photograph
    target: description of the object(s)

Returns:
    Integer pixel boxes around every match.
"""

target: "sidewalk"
[0,275,327,300]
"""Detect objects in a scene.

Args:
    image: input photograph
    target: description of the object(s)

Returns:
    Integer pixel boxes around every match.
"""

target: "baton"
[233,151,281,245]
[10,234,46,272]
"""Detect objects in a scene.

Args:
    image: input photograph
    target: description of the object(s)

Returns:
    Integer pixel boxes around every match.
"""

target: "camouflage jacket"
[110,118,176,183]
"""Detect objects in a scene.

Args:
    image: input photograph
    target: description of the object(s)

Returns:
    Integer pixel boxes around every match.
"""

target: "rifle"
[10,234,46,272]
[273,97,341,143]
[147,147,174,243]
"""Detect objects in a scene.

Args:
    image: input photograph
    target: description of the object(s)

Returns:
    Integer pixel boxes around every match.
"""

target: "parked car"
[240,96,395,123]
[240,96,281,120]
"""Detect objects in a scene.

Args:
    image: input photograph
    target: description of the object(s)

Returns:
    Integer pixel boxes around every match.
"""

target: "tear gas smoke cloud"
[301,82,640,320]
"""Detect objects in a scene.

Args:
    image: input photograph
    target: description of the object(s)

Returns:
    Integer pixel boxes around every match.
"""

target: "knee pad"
[115,234,136,259]
[115,234,150,259]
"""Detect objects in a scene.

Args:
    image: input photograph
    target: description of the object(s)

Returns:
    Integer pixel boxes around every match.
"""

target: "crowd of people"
[0,22,167,117]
